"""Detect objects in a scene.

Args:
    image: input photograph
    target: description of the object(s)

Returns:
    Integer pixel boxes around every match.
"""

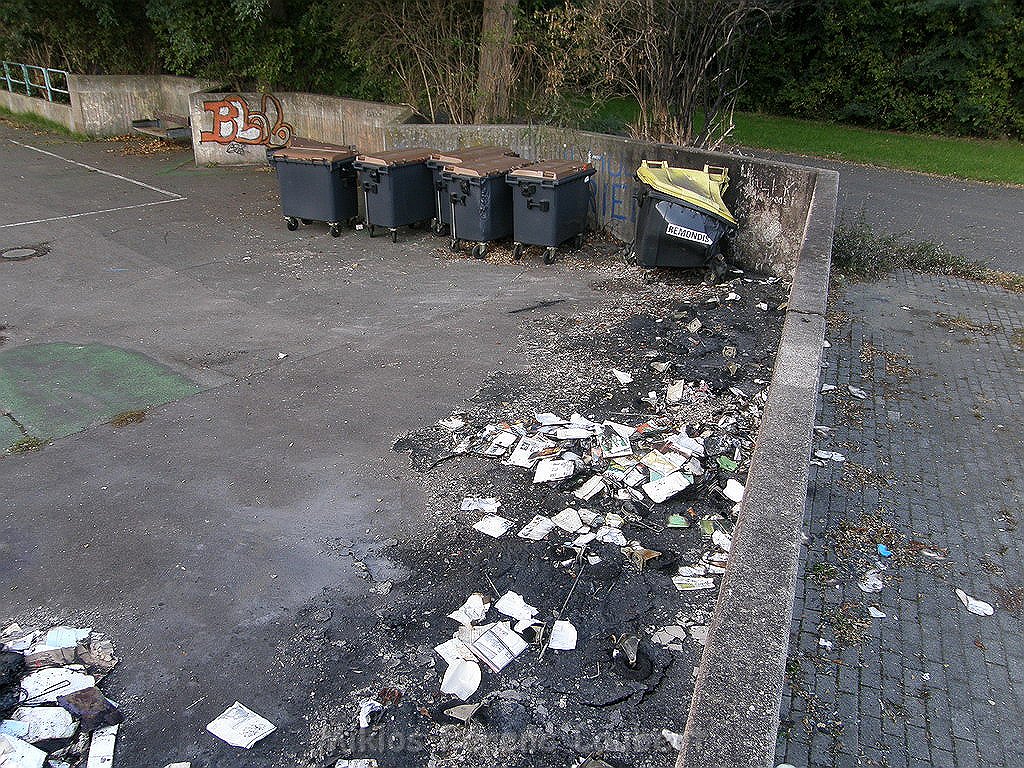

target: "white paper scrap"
[611,369,633,385]
[672,576,716,591]
[551,508,585,533]
[507,436,554,467]
[434,638,476,666]
[494,592,538,624]
[642,472,692,503]
[0,734,46,768]
[11,707,76,743]
[86,724,119,768]
[595,526,627,546]
[206,703,275,749]
[955,588,994,616]
[472,515,513,538]
[573,475,606,501]
[20,668,95,704]
[440,659,481,700]
[469,623,528,672]
[533,458,575,483]
[722,478,745,503]
[517,515,555,541]
[461,496,500,514]
[447,593,491,625]
[548,620,578,650]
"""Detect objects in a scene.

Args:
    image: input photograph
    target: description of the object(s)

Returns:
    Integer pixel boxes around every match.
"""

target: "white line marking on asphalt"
[8,138,184,198]
[0,198,187,228]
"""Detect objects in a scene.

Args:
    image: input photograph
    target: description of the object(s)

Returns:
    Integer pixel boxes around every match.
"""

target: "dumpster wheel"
[329,223,342,238]
[472,243,487,260]
[512,243,524,261]
[285,217,299,231]
[543,247,557,265]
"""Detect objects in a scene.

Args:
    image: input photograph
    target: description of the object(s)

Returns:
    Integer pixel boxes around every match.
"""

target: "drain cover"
[1,245,47,261]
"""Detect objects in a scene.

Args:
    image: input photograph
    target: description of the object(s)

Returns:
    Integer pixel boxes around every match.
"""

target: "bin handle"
[526,199,550,212]
[362,181,378,194]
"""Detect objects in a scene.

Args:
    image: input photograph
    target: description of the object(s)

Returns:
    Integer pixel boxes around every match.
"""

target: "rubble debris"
[722,478,744,503]
[461,497,501,515]
[611,369,633,385]
[867,607,886,618]
[813,449,846,462]
[357,699,383,729]
[448,594,491,625]
[206,702,276,748]
[335,761,378,768]
[955,588,994,616]
[847,385,868,399]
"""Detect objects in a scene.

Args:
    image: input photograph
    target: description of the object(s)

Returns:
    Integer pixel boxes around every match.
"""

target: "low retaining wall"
[188,91,415,165]
[678,167,838,768]
[386,124,816,274]
[0,89,73,127]
[1,74,214,136]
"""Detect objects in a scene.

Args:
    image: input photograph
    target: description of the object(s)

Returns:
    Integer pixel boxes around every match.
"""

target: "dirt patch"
[110,409,146,427]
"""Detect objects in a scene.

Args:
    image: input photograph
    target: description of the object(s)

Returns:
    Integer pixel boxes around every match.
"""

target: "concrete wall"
[188,91,415,165]
[386,124,817,274]
[0,89,74,128]
[68,74,215,137]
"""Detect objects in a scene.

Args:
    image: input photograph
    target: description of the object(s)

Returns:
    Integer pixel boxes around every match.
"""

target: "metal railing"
[2,61,70,103]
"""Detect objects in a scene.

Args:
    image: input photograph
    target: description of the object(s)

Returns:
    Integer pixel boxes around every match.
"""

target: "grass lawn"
[582,98,1024,186]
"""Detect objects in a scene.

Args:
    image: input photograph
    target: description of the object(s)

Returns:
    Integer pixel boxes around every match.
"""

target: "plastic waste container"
[268,146,359,237]
[631,160,737,270]
[353,147,437,243]
[506,160,596,264]
[427,146,519,235]
[442,155,530,258]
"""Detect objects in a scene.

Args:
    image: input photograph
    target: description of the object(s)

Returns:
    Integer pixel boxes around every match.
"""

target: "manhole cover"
[1,245,47,261]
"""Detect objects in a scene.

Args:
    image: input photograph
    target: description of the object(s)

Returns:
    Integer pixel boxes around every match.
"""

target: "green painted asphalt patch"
[0,342,200,447]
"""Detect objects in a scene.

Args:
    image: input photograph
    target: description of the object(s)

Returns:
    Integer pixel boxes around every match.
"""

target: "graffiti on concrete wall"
[200,93,293,148]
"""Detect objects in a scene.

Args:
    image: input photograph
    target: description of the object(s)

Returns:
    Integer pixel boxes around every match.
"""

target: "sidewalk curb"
[678,166,838,768]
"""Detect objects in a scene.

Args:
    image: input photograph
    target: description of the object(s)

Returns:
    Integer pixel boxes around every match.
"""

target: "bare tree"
[349,0,483,123]
[542,0,790,147]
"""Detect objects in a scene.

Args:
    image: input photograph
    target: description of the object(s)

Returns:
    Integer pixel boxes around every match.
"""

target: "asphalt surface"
[743,149,1024,273]
[0,126,610,765]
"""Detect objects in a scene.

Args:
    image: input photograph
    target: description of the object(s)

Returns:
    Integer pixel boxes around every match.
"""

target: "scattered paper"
[494,592,538,626]
[955,588,994,616]
[848,385,868,399]
[611,369,633,385]
[722,478,744,503]
[548,621,577,650]
[20,668,95,704]
[551,508,585,533]
[86,724,119,768]
[643,472,692,503]
[594,526,627,545]
[434,637,476,666]
[472,515,513,538]
[533,458,575,483]
[448,593,491,625]
[207,703,275,749]
[867,607,886,618]
[517,515,556,541]
[10,707,76,743]
[814,450,846,462]
[573,475,606,501]
[662,729,686,751]
[0,734,46,768]
[357,700,382,729]
[672,576,716,591]
[469,623,528,672]
[858,570,884,594]
[440,659,481,700]
[460,496,500,514]
[507,436,554,467]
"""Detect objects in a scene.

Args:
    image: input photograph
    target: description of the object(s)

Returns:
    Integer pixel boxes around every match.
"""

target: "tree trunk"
[475,0,517,123]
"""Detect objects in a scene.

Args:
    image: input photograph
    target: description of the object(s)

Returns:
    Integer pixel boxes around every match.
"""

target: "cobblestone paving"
[776,271,1024,768]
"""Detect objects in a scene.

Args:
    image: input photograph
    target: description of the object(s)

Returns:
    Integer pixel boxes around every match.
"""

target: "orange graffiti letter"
[201,99,241,144]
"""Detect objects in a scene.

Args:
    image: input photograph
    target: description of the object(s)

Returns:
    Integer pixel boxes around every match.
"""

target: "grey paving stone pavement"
[776,271,1024,768]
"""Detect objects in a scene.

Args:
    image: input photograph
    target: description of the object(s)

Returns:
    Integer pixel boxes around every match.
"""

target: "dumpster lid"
[272,147,357,163]
[356,147,437,166]
[636,160,736,224]
[446,156,529,178]
[508,159,594,180]
[429,146,517,165]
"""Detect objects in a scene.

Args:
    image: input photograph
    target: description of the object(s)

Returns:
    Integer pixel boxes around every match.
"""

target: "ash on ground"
[295,261,789,768]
